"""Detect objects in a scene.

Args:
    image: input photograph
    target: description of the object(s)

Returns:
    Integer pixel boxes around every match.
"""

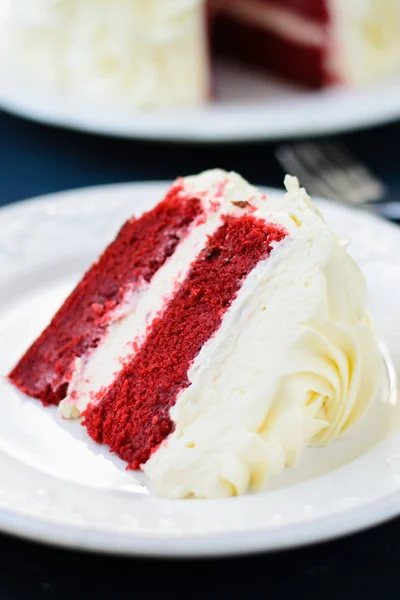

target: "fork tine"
[278,143,353,201]
[291,142,367,204]
[276,141,385,205]
[275,145,341,200]
[321,141,386,202]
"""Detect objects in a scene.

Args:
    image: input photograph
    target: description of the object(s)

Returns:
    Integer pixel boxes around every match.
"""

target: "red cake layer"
[9,185,203,405]
[84,214,287,469]
[214,14,327,87]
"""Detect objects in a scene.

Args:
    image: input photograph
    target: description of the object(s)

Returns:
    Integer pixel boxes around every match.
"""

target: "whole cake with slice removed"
[1,0,399,109]
[9,170,381,498]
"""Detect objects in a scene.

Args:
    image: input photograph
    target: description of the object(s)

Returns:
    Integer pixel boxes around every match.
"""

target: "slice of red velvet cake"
[9,170,381,498]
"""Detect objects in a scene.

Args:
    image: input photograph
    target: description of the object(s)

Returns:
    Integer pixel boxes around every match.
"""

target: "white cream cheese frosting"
[143,172,381,498]
[0,0,209,109]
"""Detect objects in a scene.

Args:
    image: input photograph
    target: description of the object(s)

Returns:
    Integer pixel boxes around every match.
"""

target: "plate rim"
[0,489,399,558]
[1,181,400,558]
[1,69,400,142]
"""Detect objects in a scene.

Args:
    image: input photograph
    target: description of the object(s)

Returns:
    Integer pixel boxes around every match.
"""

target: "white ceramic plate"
[1,63,400,141]
[1,181,400,558]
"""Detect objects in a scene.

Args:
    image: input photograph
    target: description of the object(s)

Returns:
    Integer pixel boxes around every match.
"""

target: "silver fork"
[275,141,400,221]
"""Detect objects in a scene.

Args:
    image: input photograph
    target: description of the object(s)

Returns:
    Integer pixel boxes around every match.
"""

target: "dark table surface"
[1,109,400,599]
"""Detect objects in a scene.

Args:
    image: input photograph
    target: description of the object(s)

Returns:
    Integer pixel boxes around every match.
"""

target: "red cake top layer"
[84,214,287,469]
[253,0,329,23]
[9,185,203,405]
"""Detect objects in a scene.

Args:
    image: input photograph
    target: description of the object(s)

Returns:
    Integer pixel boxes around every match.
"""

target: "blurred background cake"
[0,0,399,109]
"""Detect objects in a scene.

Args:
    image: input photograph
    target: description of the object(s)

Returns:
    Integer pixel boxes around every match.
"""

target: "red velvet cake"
[9,170,381,498]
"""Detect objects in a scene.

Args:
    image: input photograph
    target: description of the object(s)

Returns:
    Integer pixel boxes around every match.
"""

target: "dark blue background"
[2,110,400,205]
[1,109,400,599]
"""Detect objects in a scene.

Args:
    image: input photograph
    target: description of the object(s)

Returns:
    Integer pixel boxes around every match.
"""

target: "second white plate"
[0,181,400,557]
[1,63,400,141]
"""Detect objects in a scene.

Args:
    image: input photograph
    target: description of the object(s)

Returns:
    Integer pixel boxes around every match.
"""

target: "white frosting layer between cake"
[219,0,325,47]
[0,0,209,108]
[143,171,381,498]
